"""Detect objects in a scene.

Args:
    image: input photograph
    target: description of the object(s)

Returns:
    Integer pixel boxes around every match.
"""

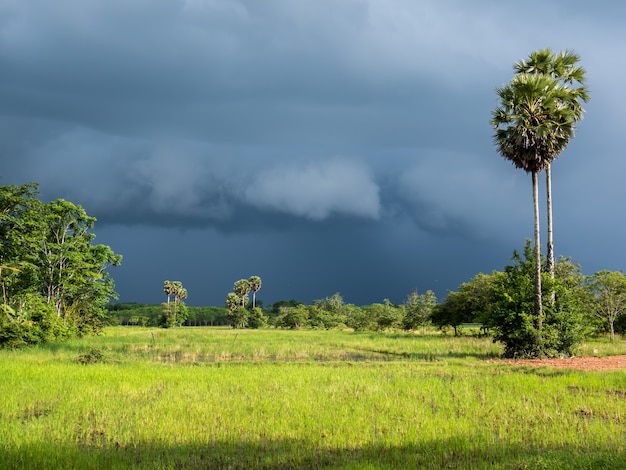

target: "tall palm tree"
[248,275,262,309]
[513,49,589,280]
[492,72,577,329]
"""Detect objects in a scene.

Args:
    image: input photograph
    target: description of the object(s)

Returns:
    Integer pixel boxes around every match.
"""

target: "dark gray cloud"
[1,0,625,305]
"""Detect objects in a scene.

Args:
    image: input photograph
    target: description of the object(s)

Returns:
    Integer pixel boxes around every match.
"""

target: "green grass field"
[2,327,625,469]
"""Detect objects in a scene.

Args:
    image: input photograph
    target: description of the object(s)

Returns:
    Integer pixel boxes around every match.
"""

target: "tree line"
[0,183,121,348]
[107,303,229,327]
[105,244,626,360]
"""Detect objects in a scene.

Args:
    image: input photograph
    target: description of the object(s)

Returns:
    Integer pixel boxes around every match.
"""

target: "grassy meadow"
[2,327,626,469]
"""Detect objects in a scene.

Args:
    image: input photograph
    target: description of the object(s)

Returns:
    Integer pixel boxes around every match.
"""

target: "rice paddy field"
[1,327,626,469]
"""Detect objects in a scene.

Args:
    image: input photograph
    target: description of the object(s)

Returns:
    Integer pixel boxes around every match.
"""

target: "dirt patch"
[488,355,626,371]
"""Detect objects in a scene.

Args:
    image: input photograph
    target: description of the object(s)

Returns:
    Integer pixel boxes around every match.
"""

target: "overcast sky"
[2,1,624,307]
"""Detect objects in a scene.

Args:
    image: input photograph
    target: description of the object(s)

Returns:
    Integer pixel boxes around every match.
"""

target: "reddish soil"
[489,355,626,371]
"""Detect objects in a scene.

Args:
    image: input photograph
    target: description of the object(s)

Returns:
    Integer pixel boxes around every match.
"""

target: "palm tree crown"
[492,73,578,173]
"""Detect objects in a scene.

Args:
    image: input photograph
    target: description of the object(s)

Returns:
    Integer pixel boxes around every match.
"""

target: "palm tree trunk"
[546,165,555,305]
[532,170,543,330]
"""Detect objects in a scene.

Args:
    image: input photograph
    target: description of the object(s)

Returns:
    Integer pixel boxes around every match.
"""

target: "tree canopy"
[0,183,121,348]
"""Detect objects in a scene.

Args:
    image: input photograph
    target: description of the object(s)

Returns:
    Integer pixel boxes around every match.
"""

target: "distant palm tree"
[233,279,251,308]
[492,72,577,328]
[174,283,187,308]
[226,292,239,313]
[513,49,589,280]
[163,280,175,305]
[248,276,262,309]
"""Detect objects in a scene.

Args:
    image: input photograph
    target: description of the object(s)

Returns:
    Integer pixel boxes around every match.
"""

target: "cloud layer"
[2,0,625,305]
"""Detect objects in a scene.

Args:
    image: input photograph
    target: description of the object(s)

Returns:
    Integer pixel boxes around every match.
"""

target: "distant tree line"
[107,303,229,327]
[0,183,121,348]
[263,291,437,333]
[105,240,626,360]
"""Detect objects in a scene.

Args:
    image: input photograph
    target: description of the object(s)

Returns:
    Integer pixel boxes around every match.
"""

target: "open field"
[2,327,626,469]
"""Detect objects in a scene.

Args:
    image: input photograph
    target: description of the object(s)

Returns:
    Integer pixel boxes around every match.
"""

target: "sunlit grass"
[1,327,625,469]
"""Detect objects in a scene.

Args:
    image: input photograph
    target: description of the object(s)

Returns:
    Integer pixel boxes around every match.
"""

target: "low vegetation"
[1,327,625,469]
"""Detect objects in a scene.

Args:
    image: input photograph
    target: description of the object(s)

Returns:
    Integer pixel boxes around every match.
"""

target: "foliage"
[0,183,121,348]
[264,299,302,318]
[106,303,229,327]
[246,307,267,329]
[344,303,375,331]
[273,304,309,329]
[369,299,402,332]
[227,306,249,329]
[432,273,498,334]
[485,241,588,358]
[160,280,188,328]
[585,270,626,341]
[402,289,437,332]
[310,293,347,329]
[75,347,106,364]
[224,276,266,328]
[233,279,251,308]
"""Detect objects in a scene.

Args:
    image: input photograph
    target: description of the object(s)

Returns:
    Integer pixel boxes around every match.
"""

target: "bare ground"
[488,355,626,371]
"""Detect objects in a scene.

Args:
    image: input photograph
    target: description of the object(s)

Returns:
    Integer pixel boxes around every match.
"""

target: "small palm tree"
[248,276,262,309]
[492,72,577,329]
[233,279,251,308]
[174,283,187,309]
[225,292,239,313]
[163,280,175,305]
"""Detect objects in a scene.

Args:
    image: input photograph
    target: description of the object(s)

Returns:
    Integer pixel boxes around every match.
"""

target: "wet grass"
[1,327,626,469]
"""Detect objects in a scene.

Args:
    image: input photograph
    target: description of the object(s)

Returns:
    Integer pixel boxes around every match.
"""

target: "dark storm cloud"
[2,0,626,304]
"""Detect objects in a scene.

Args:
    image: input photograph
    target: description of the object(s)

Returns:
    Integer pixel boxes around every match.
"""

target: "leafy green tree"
[492,72,578,327]
[370,299,401,332]
[0,183,41,308]
[487,243,545,357]
[264,299,304,325]
[36,200,121,332]
[311,293,347,329]
[433,273,499,335]
[0,183,121,347]
[274,305,309,329]
[586,270,626,341]
[402,289,437,333]
[485,241,587,358]
[160,302,176,328]
[314,292,344,312]
[232,306,249,329]
[246,307,267,329]
[344,304,372,331]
